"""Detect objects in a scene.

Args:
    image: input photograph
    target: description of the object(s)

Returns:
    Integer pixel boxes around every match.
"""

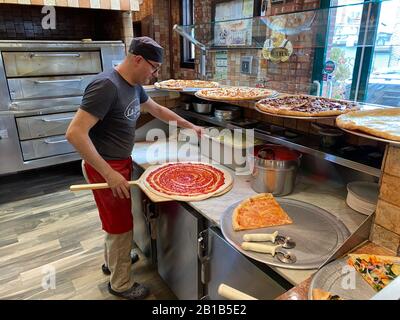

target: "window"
[181,0,195,68]
[315,0,400,107]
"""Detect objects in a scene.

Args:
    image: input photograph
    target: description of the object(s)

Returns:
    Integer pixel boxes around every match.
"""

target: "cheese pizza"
[312,289,343,300]
[232,193,293,231]
[195,87,277,101]
[143,162,232,201]
[256,95,359,117]
[336,108,400,142]
[154,79,220,91]
[347,254,400,291]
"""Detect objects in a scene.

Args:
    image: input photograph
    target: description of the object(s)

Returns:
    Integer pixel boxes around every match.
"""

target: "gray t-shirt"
[80,69,149,160]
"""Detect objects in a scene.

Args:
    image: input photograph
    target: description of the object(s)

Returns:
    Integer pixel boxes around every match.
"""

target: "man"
[66,37,202,300]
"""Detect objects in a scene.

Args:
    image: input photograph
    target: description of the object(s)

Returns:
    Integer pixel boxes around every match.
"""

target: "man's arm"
[142,97,203,136]
[66,109,130,199]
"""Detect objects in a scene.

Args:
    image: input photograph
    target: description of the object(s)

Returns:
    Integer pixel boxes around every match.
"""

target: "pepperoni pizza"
[256,95,359,117]
[195,87,277,101]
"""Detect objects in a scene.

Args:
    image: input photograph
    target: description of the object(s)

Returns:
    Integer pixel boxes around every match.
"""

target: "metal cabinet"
[156,202,205,300]
[132,163,157,265]
[2,51,102,77]
[16,112,75,140]
[20,135,75,160]
[8,75,94,100]
[203,227,291,300]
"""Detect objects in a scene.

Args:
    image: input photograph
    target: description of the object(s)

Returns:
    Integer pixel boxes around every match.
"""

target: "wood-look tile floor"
[0,161,176,300]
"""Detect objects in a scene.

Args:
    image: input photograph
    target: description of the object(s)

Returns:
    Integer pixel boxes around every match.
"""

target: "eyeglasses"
[142,57,161,75]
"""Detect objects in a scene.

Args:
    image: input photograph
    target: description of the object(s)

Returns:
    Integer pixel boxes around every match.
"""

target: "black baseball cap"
[129,37,164,63]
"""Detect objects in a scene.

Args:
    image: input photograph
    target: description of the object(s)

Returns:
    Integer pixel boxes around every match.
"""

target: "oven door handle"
[29,53,81,58]
[44,138,68,144]
[41,116,74,122]
[34,79,82,84]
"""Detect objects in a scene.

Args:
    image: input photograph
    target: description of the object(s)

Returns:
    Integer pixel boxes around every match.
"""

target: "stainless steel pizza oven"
[0,41,125,175]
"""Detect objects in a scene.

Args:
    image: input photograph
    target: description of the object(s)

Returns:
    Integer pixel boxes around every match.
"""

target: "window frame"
[180,0,195,69]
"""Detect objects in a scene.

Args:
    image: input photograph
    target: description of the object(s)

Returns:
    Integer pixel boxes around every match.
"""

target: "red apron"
[84,158,133,234]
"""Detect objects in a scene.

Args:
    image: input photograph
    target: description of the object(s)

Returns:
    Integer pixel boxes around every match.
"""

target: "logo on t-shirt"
[124,98,140,121]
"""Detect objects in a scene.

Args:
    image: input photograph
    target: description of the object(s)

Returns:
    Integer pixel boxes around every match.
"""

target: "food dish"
[256,95,359,117]
[143,161,233,201]
[154,79,220,91]
[254,104,337,119]
[195,86,278,101]
[312,288,343,300]
[347,254,400,291]
[308,256,376,300]
[336,108,400,142]
[232,193,293,231]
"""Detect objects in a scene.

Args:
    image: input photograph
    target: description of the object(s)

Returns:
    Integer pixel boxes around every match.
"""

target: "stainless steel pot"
[311,123,344,149]
[193,102,212,114]
[249,145,302,196]
[214,106,241,121]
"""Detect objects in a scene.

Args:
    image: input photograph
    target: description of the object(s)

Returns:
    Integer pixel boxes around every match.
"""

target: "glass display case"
[174,0,400,107]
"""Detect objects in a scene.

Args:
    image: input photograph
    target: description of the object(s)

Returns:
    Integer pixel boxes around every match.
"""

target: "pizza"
[143,162,232,201]
[195,87,277,101]
[232,193,293,231]
[347,254,400,291]
[312,289,343,300]
[255,95,359,117]
[336,108,400,141]
[154,79,220,91]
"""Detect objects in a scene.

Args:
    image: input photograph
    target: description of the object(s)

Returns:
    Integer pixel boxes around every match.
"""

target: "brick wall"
[0,0,139,10]
[371,146,400,254]
[131,0,153,37]
[171,0,196,79]
[132,0,153,21]
[185,0,322,94]
[0,4,123,40]
[135,0,200,81]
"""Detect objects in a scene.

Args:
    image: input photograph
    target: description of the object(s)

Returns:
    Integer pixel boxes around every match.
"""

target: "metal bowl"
[193,102,213,114]
[214,106,242,121]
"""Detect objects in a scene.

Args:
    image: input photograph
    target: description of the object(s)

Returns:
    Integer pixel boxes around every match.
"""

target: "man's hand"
[192,125,205,138]
[104,170,131,199]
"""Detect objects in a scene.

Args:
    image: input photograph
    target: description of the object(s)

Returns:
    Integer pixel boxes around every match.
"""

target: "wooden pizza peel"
[70,164,233,203]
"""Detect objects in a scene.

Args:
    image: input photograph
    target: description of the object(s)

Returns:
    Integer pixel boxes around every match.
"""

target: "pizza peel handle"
[69,179,140,192]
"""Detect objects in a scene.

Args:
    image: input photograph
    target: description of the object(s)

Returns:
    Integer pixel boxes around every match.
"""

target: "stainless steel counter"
[131,140,367,286]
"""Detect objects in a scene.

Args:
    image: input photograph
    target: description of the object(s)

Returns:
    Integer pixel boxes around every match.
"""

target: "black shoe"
[108,282,149,300]
[101,251,139,275]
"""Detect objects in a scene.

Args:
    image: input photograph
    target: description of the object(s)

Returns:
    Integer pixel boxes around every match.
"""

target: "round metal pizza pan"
[308,257,376,300]
[194,90,279,103]
[220,198,350,270]
[340,128,400,146]
[254,105,338,120]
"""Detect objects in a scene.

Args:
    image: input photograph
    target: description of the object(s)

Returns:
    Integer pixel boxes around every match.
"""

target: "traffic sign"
[324,60,336,74]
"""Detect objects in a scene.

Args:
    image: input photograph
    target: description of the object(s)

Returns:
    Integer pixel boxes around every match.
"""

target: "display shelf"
[175,108,382,178]
[174,0,397,51]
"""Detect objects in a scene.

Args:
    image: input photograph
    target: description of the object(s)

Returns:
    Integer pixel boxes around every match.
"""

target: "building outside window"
[181,0,195,68]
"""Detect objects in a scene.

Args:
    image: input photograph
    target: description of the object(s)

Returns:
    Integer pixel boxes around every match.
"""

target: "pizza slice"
[312,288,343,300]
[347,254,400,291]
[232,193,293,231]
